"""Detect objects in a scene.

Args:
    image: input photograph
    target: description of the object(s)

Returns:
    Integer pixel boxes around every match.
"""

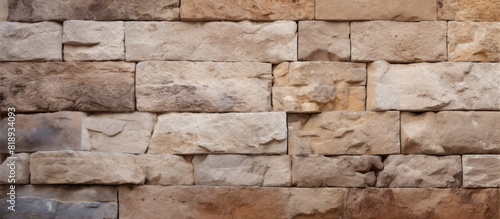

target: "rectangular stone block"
[0,185,117,219]
[0,112,87,153]
[463,155,500,188]
[351,21,447,63]
[136,61,272,112]
[137,154,194,185]
[367,61,500,111]
[347,188,500,218]
[85,112,156,154]
[448,22,500,62]
[316,0,437,21]
[377,155,462,188]
[298,21,350,61]
[193,155,291,187]
[0,153,30,184]
[292,155,383,187]
[180,0,314,21]
[273,62,366,112]
[438,0,500,21]
[149,112,287,154]
[119,186,347,219]
[0,22,62,61]
[288,111,400,155]
[63,20,125,61]
[0,62,135,112]
[125,21,297,63]
[402,111,500,154]
[8,0,179,21]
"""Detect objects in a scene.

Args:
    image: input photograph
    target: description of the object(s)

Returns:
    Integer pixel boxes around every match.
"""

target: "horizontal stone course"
[448,22,500,62]
[463,155,500,188]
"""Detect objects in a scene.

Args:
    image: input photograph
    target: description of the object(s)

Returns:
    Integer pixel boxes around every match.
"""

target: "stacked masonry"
[0,0,499,218]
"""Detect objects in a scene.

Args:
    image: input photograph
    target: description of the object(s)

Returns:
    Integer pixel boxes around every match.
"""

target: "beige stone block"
[463,155,500,188]
[0,0,7,21]
[298,21,350,61]
[438,0,500,21]
[137,154,194,185]
[0,153,30,184]
[448,22,500,62]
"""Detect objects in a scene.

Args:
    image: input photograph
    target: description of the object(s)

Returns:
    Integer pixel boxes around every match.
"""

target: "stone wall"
[1,0,499,218]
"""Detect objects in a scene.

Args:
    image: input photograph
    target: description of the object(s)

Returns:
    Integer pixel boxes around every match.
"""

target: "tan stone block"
[316,0,437,21]
[463,155,500,188]
[0,22,62,61]
[0,0,7,21]
[438,0,500,21]
[0,62,135,112]
[367,61,500,111]
[0,153,30,184]
[351,21,447,62]
[63,20,125,61]
[125,21,297,63]
[298,21,350,61]
[377,155,462,188]
[180,0,313,21]
[288,111,400,155]
[149,112,286,154]
[448,22,500,62]
[137,154,194,185]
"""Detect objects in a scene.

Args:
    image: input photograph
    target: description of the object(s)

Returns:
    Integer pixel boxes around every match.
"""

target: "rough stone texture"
[0,62,135,112]
[8,0,179,21]
[63,20,125,61]
[125,21,297,63]
[402,111,500,154]
[0,185,117,219]
[316,0,437,21]
[0,153,30,184]
[463,155,500,188]
[438,0,500,21]
[30,151,145,184]
[273,62,366,112]
[298,21,350,61]
[0,112,87,153]
[149,112,286,154]
[351,21,447,63]
[0,0,7,21]
[292,156,384,187]
[0,22,62,61]
[367,61,500,111]
[119,186,348,219]
[86,112,156,154]
[377,155,462,188]
[347,188,500,219]
[136,61,272,112]
[448,22,500,62]
[180,0,314,21]
[288,112,400,155]
[193,155,291,186]
[137,154,194,185]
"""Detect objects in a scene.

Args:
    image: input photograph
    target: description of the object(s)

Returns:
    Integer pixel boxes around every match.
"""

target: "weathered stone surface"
[86,112,156,154]
[193,155,290,186]
[347,188,500,219]
[351,21,447,63]
[125,21,297,63]
[377,155,462,188]
[0,22,62,61]
[0,112,87,153]
[63,20,124,61]
[438,0,500,21]
[136,61,272,112]
[367,61,500,111]
[316,0,437,21]
[119,186,348,219]
[298,21,350,61]
[288,111,400,155]
[180,0,313,21]
[402,111,500,154]
[30,151,145,184]
[448,22,500,62]
[0,153,30,184]
[0,62,135,112]
[292,156,383,187]
[149,112,286,154]
[137,154,194,185]
[8,0,179,21]
[463,155,500,188]
[0,0,7,21]
[273,62,366,112]
[0,185,117,219]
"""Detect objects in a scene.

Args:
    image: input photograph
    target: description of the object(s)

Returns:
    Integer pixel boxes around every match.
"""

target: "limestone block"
[438,0,500,21]
[298,21,350,61]
[463,155,500,188]
[137,154,194,185]
[0,153,30,184]
[448,22,500,62]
